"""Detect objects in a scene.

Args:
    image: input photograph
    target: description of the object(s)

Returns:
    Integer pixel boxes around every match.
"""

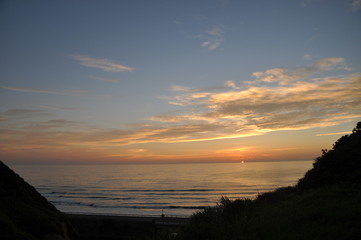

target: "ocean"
[10,161,313,217]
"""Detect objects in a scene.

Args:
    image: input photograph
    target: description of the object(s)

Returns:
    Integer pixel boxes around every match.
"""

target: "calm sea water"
[10,161,312,216]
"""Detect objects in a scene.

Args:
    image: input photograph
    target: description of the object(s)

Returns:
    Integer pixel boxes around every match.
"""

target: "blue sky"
[1,0,360,163]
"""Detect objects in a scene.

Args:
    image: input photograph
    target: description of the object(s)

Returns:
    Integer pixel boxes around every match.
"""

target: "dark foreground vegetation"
[175,122,361,240]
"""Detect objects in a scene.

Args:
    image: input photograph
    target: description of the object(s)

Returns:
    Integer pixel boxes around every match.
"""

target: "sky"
[0,0,360,164]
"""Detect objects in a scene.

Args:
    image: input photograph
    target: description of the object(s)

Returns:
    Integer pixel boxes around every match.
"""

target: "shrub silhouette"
[298,121,361,189]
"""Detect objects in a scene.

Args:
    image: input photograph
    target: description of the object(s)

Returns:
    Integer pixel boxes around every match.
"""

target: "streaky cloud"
[316,131,352,136]
[68,54,134,72]
[0,109,46,122]
[36,105,83,111]
[26,119,79,130]
[0,85,87,96]
[170,85,191,92]
[89,75,120,83]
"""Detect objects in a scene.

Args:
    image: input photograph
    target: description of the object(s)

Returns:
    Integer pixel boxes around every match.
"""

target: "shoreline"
[66,212,190,222]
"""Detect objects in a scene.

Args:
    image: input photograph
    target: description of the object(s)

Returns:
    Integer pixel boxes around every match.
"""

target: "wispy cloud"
[36,105,83,111]
[198,24,224,50]
[0,109,45,122]
[225,80,241,89]
[303,54,313,60]
[68,54,134,72]
[316,131,352,136]
[89,75,120,83]
[352,0,361,10]
[170,85,191,92]
[0,85,87,95]
[26,119,78,130]
[251,58,350,85]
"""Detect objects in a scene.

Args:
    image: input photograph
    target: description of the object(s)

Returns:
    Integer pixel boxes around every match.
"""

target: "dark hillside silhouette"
[0,161,77,240]
[298,122,361,188]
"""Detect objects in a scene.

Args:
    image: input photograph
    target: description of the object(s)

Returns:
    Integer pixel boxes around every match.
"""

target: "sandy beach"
[66,213,189,240]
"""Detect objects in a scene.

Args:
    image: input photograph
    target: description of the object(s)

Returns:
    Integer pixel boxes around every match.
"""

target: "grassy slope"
[176,122,361,240]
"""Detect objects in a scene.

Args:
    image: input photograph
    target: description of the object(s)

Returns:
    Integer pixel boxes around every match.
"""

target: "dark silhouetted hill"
[176,122,361,240]
[298,122,361,189]
[0,161,77,240]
